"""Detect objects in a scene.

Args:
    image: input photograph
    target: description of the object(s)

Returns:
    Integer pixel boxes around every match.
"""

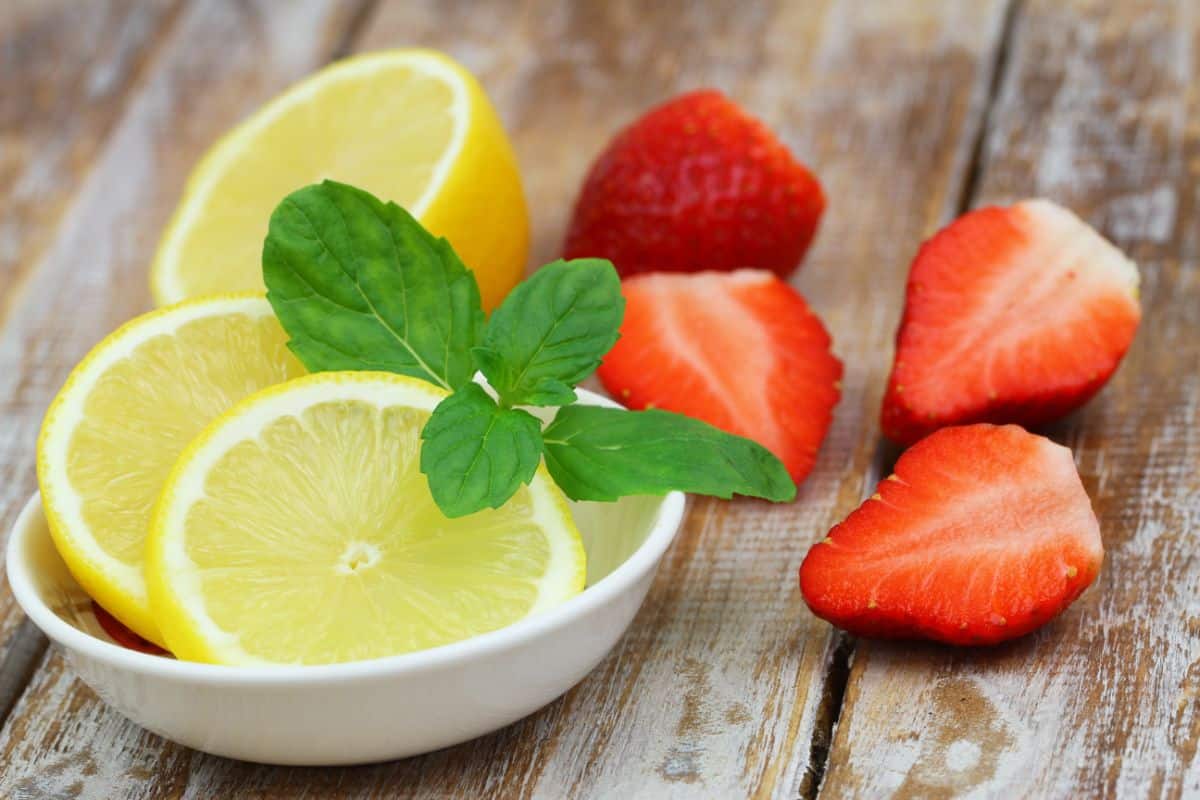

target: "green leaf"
[542,405,796,503]
[420,383,544,518]
[475,259,624,406]
[263,180,484,391]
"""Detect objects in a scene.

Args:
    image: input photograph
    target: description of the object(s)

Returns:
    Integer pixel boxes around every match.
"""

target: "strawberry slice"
[882,199,1140,445]
[799,424,1103,645]
[92,601,168,656]
[564,89,825,279]
[597,269,841,484]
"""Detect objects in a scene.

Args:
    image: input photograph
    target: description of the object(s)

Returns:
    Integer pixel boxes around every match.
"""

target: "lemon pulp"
[148,373,585,666]
[151,49,528,310]
[38,296,305,644]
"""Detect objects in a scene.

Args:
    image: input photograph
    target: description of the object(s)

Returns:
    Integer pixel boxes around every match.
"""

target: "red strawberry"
[597,269,841,484]
[92,601,168,656]
[799,424,1103,645]
[882,199,1141,445]
[564,89,825,278]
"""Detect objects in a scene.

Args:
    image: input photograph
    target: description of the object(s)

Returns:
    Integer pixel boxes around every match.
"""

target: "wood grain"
[0,0,368,730]
[818,1,1200,797]
[0,1,1011,797]
[0,0,178,587]
[27,0,1196,796]
[0,0,179,296]
[0,0,184,729]
[0,0,184,717]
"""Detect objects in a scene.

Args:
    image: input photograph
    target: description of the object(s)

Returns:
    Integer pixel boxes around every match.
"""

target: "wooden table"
[1,1,1196,796]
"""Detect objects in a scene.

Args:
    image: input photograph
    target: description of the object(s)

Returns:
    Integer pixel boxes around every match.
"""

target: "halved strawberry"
[882,199,1140,445]
[799,424,1103,645]
[564,90,825,278]
[597,269,841,484]
[92,601,168,656]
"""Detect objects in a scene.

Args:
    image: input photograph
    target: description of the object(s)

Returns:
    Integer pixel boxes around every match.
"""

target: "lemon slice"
[37,295,305,645]
[146,372,585,666]
[150,49,528,311]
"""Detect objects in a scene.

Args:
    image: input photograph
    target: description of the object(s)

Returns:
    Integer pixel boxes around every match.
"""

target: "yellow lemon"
[37,295,305,645]
[150,50,527,311]
[146,372,585,666]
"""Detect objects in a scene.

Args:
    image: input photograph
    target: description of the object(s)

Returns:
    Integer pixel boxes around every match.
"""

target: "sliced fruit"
[146,372,585,666]
[92,602,168,656]
[151,49,527,311]
[37,295,306,645]
[596,270,841,484]
[882,199,1141,445]
[564,89,824,278]
[799,424,1103,645]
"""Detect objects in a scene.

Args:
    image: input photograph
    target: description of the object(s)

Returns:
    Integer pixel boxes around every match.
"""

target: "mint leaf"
[542,405,796,502]
[420,383,543,517]
[263,180,483,391]
[260,179,797,517]
[474,259,623,406]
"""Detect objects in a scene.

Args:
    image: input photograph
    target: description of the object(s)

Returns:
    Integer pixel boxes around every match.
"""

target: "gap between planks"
[802,1,1024,796]
[0,619,46,730]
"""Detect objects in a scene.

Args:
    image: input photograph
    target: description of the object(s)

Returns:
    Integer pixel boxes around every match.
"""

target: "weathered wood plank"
[819,1,1200,797]
[53,1,1012,797]
[0,0,180,296]
[0,0,369,737]
[0,0,180,650]
[0,0,1011,796]
[0,0,181,724]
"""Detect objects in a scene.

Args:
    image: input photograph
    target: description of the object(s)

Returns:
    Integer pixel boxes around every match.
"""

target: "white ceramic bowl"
[6,442,685,765]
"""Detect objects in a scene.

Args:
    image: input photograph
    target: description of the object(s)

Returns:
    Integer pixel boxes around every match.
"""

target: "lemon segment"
[146,372,585,666]
[37,295,306,645]
[150,49,528,311]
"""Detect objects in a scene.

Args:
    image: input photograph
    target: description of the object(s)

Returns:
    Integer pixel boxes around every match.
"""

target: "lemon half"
[150,49,528,311]
[37,295,305,644]
[146,372,585,666]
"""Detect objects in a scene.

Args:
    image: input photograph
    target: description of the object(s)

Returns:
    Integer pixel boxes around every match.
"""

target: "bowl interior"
[12,492,671,653]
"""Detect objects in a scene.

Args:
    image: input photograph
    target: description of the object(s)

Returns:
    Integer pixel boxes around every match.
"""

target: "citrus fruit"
[150,49,528,311]
[37,295,305,645]
[146,372,585,666]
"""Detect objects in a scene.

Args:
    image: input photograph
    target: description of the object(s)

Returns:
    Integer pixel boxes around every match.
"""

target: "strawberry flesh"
[799,424,1103,645]
[564,89,825,278]
[92,601,168,656]
[597,269,841,484]
[882,199,1141,445]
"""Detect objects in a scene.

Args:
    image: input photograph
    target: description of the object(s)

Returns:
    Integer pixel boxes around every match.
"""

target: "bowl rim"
[7,488,685,686]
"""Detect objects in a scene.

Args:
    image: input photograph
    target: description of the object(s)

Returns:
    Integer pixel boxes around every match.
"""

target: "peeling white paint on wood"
[820,2,1200,797]
[2,0,1194,796]
[0,0,363,743]
[0,0,1008,796]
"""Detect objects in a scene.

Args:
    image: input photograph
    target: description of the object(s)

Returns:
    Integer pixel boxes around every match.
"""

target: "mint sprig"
[265,181,797,518]
[474,258,623,407]
[419,383,543,517]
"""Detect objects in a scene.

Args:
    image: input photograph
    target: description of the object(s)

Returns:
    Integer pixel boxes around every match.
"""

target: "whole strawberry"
[564,90,825,278]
